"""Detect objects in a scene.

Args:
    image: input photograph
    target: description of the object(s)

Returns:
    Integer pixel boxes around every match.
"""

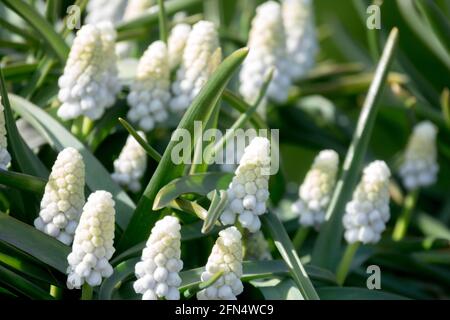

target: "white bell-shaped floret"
[168,23,192,69]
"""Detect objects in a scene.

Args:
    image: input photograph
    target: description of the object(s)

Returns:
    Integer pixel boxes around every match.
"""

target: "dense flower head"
[57,22,120,121]
[282,0,318,80]
[243,230,272,261]
[399,121,439,190]
[343,161,391,244]
[220,137,271,233]
[291,150,339,227]
[133,216,183,300]
[111,132,147,192]
[85,0,127,25]
[168,23,192,69]
[239,1,291,106]
[34,148,85,245]
[0,97,11,170]
[66,191,115,289]
[127,41,171,131]
[170,20,221,113]
[197,227,243,300]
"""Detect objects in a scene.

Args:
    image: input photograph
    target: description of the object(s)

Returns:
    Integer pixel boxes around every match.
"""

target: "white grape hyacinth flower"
[111,132,147,192]
[133,216,183,300]
[127,41,171,131]
[220,137,271,233]
[34,148,85,245]
[0,97,11,170]
[85,0,127,25]
[57,22,120,121]
[66,191,115,289]
[343,161,391,244]
[243,230,272,261]
[168,23,192,70]
[197,227,243,300]
[282,0,318,80]
[291,150,339,228]
[239,1,291,106]
[399,121,439,190]
[170,20,221,113]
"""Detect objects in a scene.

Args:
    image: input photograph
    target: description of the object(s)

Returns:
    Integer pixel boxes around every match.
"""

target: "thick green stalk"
[336,242,360,286]
[157,0,169,43]
[81,283,93,300]
[292,227,310,251]
[392,188,420,241]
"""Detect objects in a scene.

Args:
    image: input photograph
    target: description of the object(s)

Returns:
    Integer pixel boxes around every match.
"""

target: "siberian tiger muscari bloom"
[133,216,183,300]
[220,137,271,233]
[34,148,85,245]
[282,0,318,80]
[57,22,120,121]
[66,191,115,289]
[168,23,192,70]
[239,1,291,106]
[85,0,127,25]
[197,227,243,300]
[127,41,171,131]
[291,150,339,228]
[399,121,439,190]
[111,132,148,192]
[169,20,221,113]
[0,97,11,170]
[343,161,391,244]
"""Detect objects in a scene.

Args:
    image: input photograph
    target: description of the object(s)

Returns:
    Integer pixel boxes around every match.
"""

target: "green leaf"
[222,90,267,130]
[0,170,46,194]
[414,213,450,241]
[312,28,399,270]
[157,0,169,43]
[415,0,450,52]
[250,278,304,300]
[87,104,126,151]
[0,214,69,273]
[316,287,409,300]
[262,211,320,300]
[202,190,227,234]
[118,48,248,251]
[153,172,232,210]
[1,0,69,62]
[183,270,224,299]
[2,63,38,82]
[8,94,136,230]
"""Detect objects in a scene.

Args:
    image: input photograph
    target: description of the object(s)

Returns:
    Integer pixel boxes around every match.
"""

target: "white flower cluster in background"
[168,23,192,69]
[134,216,183,300]
[0,97,11,170]
[243,231,272,261]
[127,41,171,131]
[343,161,391,244]
[291,150,339,228]
[111,132,147,192]
[170,20,221,113]
[34,148,85,245]
[57,22,120,121]
[67,191,115,289]
[239,1,291,106]
[220,137,271,233]
[282,0,318,80]
[197,227,243,300]
[85,0,127,25]
[399,121,439,190]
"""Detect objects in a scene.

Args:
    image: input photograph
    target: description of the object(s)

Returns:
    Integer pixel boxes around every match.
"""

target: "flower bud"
[343,161,391,244]
[34,148,85,245]
[0,97,11,170]
[168,23,192,69]
[66,191,115,289]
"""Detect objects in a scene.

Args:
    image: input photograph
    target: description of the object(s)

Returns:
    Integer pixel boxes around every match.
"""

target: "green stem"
[81,117,94,138]
[392,188,420,241]
[157,0,169,43]
[336,242,360,286]
[50,285,63,299]
[81,283,93,300]
[71,117,83,139]
[292,227,310,251]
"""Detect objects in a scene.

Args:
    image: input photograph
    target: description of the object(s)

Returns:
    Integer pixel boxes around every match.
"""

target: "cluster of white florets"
[127,41,171,131]
[85,0,127,25]
[170,20,221,112]
[343,161,391,244]
[133,216,183,300]
[220,137,271,233]
[111,132,147,192]
[399,121,439,190]
[0,97,11,170]
[197,227,243,300]
[243,230,272,261]
[168,23,192,69]
[34,148,85,245]
[66,191,115,289]
[291,150,339,227]
[239,1,291,106]
[57,22,120,121]
[282,0,318,80]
